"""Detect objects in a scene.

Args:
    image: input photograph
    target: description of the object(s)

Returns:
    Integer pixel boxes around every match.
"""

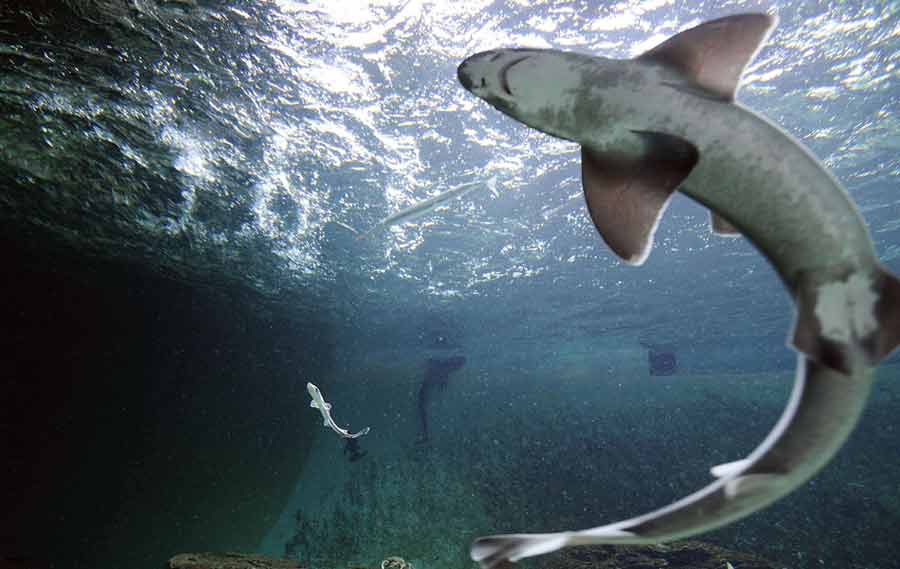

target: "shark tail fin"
[793,266,900,373]
[348,426,370,439]
[471,532,570,569]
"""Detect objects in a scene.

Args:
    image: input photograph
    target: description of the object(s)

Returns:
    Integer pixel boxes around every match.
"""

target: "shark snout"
[457,49,532,97]
[457,50,496,92]
[457,58,475,90]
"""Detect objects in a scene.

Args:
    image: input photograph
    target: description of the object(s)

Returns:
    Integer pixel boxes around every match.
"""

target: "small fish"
[307,382,370,439]
[458,12,900,568]
[331,220,360,235]
[357,178,494,240]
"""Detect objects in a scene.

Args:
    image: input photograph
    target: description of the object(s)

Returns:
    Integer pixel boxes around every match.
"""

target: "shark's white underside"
[307,382,370,439]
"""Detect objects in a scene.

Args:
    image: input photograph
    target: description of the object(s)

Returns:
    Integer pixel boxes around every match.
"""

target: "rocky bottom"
[167,540,788,569]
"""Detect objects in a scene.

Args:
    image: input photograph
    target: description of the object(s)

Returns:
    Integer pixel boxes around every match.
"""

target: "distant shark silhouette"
[416,356,466,444]
[458,12,900,568]
[641,341,677,376]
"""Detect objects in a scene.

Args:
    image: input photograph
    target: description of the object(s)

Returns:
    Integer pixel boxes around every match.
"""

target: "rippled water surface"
[3,2,897,319]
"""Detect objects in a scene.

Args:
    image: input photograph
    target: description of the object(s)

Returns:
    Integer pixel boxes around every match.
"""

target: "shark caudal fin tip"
[471,533,570,568]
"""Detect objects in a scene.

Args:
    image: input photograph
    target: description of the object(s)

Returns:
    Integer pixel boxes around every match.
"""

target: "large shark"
[457,12,900,568]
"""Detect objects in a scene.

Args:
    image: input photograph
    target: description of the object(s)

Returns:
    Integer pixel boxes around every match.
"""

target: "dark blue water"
[1,1,898,568]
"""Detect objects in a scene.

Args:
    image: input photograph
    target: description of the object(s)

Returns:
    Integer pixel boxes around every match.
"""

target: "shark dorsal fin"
[637,13,776,101]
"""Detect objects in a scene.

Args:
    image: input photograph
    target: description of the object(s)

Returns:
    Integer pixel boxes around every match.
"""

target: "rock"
[167,553,304,569]
[540,541,789,569]
[380,557,413,569]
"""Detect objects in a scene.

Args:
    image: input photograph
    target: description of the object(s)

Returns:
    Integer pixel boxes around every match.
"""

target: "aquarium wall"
[0,236,330,569]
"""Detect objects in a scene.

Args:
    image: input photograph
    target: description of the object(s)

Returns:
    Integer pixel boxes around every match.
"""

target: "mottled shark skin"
[457,13,900,568]
[307,382,370,439]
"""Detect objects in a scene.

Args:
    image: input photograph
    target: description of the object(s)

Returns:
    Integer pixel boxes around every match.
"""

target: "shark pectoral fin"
[710,458,751,478]
[709,211,740,236]
[581,132,697,265]
[793,268,900,373]
[637,13,776,100]
[309,400,318,408]
[324,402,332,411]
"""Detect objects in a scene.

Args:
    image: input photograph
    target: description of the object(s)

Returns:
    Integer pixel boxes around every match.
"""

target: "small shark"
[458,12,900,568]
[307,382,371,439]
[357,178,494,240]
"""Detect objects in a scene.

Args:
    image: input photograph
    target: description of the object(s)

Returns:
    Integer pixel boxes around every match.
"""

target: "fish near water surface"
[357,178,494,240]
[457,13,900,568]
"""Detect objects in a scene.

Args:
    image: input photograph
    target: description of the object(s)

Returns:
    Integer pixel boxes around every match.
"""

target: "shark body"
[457,13,900,568]
[307,382,371,439]
[417,355,467,443]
